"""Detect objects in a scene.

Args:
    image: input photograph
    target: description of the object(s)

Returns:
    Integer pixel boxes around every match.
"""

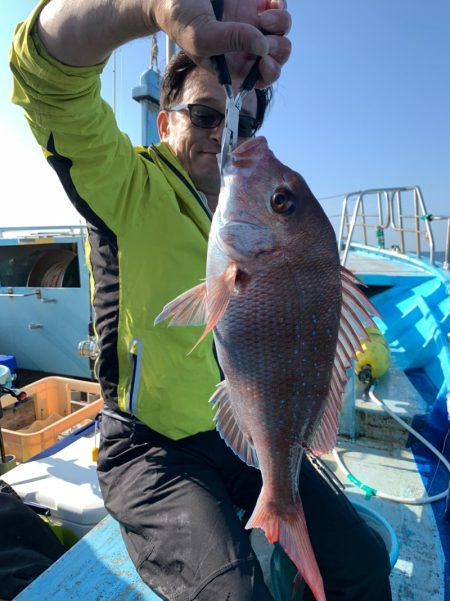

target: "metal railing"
[0,225,86,239]
[337,186,449,270]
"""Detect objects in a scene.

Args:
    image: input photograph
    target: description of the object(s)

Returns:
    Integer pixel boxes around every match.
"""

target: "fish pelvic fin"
[154,261,238,352]
[245,493,326,601]
[209,380,259,469]
[310,266,380,455]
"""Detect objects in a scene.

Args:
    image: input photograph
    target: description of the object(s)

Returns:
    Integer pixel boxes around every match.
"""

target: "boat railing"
[338,186,450,270]
[0,225,87,239]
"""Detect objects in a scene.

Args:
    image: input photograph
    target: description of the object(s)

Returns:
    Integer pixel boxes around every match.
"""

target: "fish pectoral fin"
[209,380,259,469]
[153,262,237,352]
[154,283,208,327]
[206,260,238,327]
[310,267,380,456]
[189,260,238,351]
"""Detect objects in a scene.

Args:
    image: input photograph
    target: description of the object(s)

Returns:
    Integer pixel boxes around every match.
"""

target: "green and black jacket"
[10,1,221,439]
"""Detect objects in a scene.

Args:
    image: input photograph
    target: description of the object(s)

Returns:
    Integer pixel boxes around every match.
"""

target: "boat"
[0,186,450,601]
[328,185,450,601]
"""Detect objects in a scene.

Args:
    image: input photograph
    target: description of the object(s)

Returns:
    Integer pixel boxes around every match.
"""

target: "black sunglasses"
[167,103,258,138]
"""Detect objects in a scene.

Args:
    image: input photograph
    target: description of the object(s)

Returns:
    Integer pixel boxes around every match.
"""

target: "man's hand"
[38,0,291,87]
[151,0,291,87]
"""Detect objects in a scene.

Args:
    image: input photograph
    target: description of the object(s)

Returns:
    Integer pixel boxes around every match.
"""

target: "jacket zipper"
[126,337,143,415]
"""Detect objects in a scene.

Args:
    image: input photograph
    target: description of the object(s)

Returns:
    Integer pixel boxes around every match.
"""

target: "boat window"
[0,243,81,288]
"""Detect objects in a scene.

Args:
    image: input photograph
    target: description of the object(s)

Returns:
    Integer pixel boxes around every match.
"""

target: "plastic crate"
[1,377,103,462]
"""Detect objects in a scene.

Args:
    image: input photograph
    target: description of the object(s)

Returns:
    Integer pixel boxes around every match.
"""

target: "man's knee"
[361,527,392,589]
[337,526,392,601]
[192,560,273,601]
[302,524,392,601]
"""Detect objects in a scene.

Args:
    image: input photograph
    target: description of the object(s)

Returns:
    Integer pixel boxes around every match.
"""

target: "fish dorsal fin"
[210,380,259,469]
[310,267,379,455]
[154,261,238,351]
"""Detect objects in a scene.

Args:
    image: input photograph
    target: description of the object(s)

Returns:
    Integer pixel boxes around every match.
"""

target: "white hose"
[332,383,450,505]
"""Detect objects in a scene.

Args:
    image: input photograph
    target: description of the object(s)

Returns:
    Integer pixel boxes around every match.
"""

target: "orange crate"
[1,377,103,461]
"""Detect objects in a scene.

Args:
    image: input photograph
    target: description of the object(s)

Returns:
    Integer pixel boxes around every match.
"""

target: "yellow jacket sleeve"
[9,0,159,232]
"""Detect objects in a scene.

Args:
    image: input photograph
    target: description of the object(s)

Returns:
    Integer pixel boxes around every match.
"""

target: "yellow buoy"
[354,327,390,382]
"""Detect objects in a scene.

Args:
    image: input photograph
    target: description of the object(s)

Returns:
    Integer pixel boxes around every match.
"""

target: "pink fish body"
[156,137,378,601]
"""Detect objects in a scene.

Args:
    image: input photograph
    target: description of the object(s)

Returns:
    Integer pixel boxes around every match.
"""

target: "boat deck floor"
[12,368,447,601]
[346,253,427,274]
[252,367,447,600]
[323,440,446,601]
[249,437,447,601]
[13,513,162,601]
[13,439,445,601]
[344,252,433,286]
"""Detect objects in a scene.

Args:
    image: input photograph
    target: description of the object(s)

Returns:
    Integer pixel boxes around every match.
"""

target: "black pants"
[97,412,392,601]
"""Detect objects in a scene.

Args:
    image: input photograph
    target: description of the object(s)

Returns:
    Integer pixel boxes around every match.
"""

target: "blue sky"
[2,0,450,247]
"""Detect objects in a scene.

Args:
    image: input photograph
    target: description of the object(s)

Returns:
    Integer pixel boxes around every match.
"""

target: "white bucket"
[0,365,12,389]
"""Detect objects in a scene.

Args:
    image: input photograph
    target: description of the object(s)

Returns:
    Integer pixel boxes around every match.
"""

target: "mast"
[132,34,176,146]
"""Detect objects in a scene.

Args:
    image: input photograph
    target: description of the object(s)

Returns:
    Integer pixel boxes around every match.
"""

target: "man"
[10,1,392,599]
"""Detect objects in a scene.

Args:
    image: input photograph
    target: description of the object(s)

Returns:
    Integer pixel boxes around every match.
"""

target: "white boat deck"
[334,369,445,600]
[324,441,445,601]
[251,367,446,600]
[345,253,429,277]
[251,438,445,601]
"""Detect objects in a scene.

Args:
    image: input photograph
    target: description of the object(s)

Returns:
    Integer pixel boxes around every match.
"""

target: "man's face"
[158,68,258,205]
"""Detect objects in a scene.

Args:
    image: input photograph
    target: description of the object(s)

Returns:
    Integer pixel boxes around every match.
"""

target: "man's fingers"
[258,55,281,87]
[190,20,269,58]
[161,1,292,87]
[258,9,291,36]
[188,20,291,87]
[266,34,291,66]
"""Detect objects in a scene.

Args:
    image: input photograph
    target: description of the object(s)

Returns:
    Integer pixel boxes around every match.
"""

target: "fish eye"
[270,187,295,215]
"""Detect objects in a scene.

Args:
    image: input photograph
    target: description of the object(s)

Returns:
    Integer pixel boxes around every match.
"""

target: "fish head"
[213,137,338,269]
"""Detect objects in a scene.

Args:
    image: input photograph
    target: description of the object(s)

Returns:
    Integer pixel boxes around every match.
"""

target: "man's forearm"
[37,0,155,66]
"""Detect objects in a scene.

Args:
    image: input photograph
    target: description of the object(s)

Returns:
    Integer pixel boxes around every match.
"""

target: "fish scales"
[155,136,379,601]
[216,263,336,451]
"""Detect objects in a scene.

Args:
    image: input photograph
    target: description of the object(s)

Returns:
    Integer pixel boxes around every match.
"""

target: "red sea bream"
[155,137,378,601]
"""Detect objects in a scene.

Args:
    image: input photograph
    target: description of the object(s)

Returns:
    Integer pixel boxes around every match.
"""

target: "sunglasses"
[167,103,258,138]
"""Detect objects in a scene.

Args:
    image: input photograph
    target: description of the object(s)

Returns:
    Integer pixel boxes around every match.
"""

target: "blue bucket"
[351,501,399,570]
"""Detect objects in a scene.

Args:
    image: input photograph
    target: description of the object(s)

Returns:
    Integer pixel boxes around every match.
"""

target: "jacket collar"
[148,143,213,236]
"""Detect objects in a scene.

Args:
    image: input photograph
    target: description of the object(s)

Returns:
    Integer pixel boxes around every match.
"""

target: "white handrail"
[338,186,449,270]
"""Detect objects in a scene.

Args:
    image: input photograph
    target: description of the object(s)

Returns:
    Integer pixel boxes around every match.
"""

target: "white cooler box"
[2,435,107,538]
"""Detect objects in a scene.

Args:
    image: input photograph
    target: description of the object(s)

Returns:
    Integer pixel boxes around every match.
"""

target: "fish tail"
[246,494,326,601]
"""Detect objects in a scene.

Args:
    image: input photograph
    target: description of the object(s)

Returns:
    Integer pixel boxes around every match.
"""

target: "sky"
[1,0,450,248]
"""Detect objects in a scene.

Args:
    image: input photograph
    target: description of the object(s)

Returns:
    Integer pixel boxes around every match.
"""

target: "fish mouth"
[232,136,268,157]
[225,136,273,172]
